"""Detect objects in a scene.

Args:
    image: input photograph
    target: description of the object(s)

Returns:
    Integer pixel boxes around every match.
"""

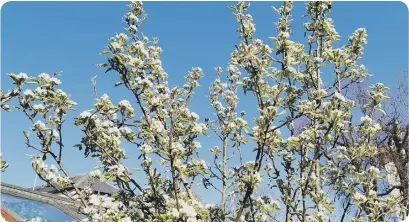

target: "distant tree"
[347,72,408,220]
[1,1,406,221]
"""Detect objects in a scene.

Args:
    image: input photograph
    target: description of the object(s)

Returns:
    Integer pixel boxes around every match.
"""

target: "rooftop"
[34,173,119,195]
[1,182,84,221]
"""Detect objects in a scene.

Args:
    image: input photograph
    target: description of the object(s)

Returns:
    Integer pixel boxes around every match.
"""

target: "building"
[34,173,119,198]
[1,182,83,221]
[1,173,119,221]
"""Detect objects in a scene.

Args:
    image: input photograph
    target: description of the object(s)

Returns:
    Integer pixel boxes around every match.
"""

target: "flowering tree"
[2,1,407,222]
[349,72,409,220]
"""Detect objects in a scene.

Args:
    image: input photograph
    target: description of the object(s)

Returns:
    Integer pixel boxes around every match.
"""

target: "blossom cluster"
[1,1,405,222]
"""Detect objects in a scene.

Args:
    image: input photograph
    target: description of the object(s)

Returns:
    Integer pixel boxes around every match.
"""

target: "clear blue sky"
[1,1,408,205]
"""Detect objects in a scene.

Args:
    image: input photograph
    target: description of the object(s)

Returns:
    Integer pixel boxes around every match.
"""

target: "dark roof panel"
[34,173,119,195]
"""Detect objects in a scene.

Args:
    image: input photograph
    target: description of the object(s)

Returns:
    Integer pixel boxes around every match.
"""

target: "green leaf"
[1,161,9,172]
[23,131,30,139]
[227,5,236,10]
[2,105,11,111]
[310,192,317,201]
[324,203,334,213]
[100,50,111,55]
[109,42,120,51]
[243,127,249,134]
[272,7,280,14]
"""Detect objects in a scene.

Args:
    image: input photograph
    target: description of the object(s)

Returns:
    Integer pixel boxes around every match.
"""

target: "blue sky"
[1,1,408,205]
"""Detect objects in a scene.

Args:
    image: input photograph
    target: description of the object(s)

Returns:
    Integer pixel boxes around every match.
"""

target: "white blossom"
[151,119,164,133]
[49,77,61,85]
[33,120,46,130]
[354,192,367,203]
[32,104,46,111]
[190,112,199,120]
[79,110,93,119]
[140,144,153,154]
[16,72,28,79]
[24,89,35,97]
[35,87,47,95]
[39,73,50,80]
[192,141,201,149]
[90,170,101,178]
